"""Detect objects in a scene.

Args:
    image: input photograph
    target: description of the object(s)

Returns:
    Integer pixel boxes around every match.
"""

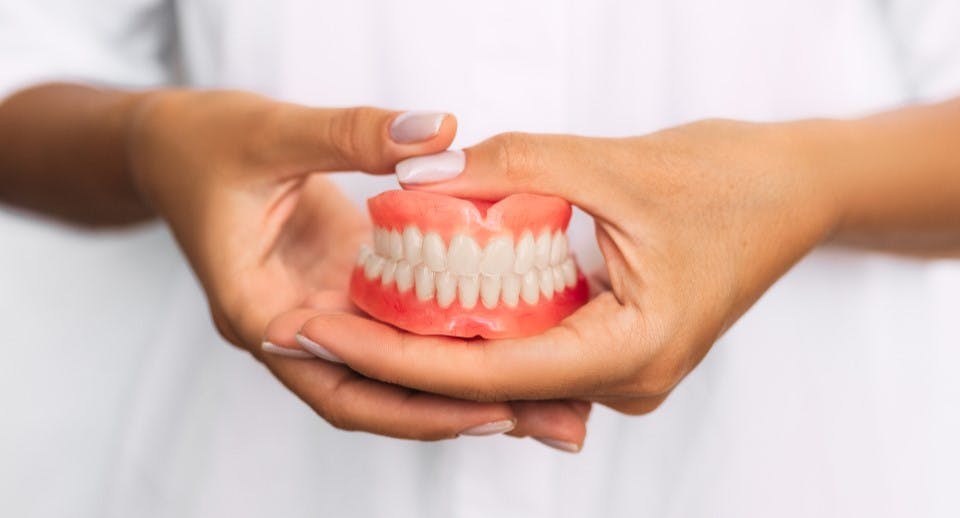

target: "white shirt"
[2,1,960,516]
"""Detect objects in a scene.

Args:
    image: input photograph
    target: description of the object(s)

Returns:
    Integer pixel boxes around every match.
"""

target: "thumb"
[267,105,457,176]
[396,132,616,213]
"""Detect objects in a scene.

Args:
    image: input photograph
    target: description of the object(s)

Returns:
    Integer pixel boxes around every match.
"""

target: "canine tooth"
[535,230,551,269]
[500,273,520,308]
[436,271,457,308]
[561,258,577,287]
[364,254,385,280]
[480,274,501,309]
[447,234,481,275]
[539,268,555,299]
[414,264,435,301]
[550,231,567,266]
[381,260,397,286]
[423,232,446,272]
[374,227,390,256]
[402,226,423,265]
[480,236,514,275]
[521,270,540,305]
[356,244,372,266]
[552,266,565,292]
[388,230,403,260]
[395,260,414,292]
[514,231,535,274]
[458,275,479,309]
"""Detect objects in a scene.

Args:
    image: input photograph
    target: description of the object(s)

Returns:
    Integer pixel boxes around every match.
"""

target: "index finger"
[297,292,639,401]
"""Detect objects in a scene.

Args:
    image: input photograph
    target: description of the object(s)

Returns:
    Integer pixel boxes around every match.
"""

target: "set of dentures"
[357,226,579,310]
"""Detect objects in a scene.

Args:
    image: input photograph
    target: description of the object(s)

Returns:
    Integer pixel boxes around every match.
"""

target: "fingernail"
[396,149,465,184]
[460,419,516,436]
[261,341,316,359]
[390,111,447,143]
[295,334,345,364]
[534,437,581,453]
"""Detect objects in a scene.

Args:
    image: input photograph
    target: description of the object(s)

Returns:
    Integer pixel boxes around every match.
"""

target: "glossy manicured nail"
[396,149,465,184]
[390,111,447,143]
[261,341,315,359]
[460,419,516,436]
[295,334,345,364]
[534,437,581,453]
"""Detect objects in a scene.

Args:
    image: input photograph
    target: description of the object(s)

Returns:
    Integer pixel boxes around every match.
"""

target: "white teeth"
[480,274,501,309]
[514,232,535,274]
[500,273,520,308]
[423,232,446,272]
[388,230,403,260]
[374,228,390,256]
[414,264,435,301]
[552,266,565,292]
[395,260,414,292]
[561,258,577,287]
[550,231,567,266]
[447,234,481,275]
[458,274,479,309]
[535,230,552,269]
[381,260,397,286]
[436,271,457,308]
[364,226,579,308]
[357,244,372,266]
[521,270,540,305]
[539,268,555,299]
[480,237,514,275]
[364,255,385,280]
[402,226,423,265]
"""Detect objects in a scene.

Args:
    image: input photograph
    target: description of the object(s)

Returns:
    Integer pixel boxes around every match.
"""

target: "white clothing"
[1,1,960,516]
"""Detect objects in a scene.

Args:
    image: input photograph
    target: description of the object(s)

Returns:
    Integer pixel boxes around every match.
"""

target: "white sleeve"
[0,0,176,99]
[880,0,960,103]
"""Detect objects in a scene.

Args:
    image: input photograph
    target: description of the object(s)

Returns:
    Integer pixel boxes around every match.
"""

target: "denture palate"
[356,226,579,310]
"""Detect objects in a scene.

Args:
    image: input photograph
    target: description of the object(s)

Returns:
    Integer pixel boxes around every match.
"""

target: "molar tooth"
[356,244,372,266]
[480,236,515,275]
[423,232,446,272]
[414,264,435,301]
[458,275,479,309]
[561,258,577,287]
[395,260,414,292]
[388,229,403,260]
[436,271,457,308]
[374,227,390,256]
[514,231,535,274]
[381,260,397,286]
[535,230,552,269]
[521,270,540,305]
[447,234,481,275]
[480,274,501,309]
[550,231,568,266]
[402,226,423,265]
[539,268,555,299]
[552,266,565,292]
[364,254,386,280]
[500,273,520,308]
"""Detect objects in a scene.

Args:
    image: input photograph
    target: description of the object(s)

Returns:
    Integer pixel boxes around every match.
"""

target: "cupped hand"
[292,120,841,430]
[127,91,590,441]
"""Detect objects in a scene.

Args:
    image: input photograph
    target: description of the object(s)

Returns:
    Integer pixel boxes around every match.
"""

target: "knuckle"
[489,131,539,185]
[320,401,357,432]
[328,106,382,170]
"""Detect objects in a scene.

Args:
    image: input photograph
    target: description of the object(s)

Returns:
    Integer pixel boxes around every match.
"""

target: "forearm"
[0,83,156,226]
[790,99,960,254]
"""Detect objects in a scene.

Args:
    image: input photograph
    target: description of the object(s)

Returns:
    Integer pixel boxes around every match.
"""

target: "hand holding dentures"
[282,120,838,449]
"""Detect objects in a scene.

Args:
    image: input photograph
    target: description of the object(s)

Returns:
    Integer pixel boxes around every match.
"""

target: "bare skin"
[286,101,960,445]
[0,84,589,443]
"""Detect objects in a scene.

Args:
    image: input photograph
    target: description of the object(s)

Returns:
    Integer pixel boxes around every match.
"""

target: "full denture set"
[349,190,589,338]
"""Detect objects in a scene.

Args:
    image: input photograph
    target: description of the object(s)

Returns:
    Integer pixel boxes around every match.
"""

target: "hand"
[290,121,840,424]
[127,91,590,442]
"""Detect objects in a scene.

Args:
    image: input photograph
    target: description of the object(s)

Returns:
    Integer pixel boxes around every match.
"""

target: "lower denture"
[349,190,589,338]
